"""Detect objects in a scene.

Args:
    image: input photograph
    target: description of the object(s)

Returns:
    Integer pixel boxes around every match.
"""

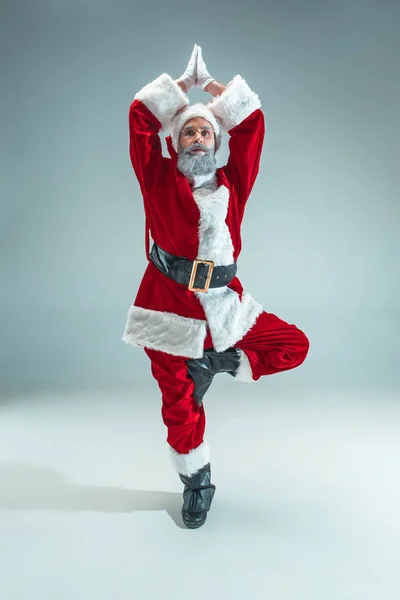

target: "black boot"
[186,347,241,407]
[204,346,241,377]
[179,463,216,529]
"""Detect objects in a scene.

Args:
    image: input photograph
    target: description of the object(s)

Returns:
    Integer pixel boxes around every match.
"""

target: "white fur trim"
[192,184,263,352]
[208,74,261,132]
[122,305,207,358]
[135,73,189,130]
[234,348,256,383]
[169,440,210,476]
[193,185,234,266]
[169,103,222,152]
[197,289,263,352]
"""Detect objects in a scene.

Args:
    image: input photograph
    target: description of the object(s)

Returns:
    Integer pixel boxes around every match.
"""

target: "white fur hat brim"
[169,103,222,152]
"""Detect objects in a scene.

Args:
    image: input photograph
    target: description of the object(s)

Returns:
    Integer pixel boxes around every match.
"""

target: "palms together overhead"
[196,45,215,89]
[179,44,215,91]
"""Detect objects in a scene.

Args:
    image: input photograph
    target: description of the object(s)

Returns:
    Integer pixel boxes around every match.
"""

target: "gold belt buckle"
[188,259,214,292]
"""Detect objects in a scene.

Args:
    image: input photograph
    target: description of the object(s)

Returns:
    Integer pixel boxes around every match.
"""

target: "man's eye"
[202,130,211,137]
[185,130,195,136]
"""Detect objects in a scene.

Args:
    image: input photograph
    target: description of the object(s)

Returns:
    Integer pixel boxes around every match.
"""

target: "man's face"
[179,117,216,153]
[177,116,217,181]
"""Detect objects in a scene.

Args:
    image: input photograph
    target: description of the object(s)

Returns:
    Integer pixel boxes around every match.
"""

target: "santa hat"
[168,103,222,153]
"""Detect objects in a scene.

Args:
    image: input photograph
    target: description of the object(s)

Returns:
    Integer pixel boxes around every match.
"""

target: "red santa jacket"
[122,73,265,359]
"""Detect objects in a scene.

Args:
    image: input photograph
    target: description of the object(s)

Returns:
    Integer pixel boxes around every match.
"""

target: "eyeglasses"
[180,126,215,140]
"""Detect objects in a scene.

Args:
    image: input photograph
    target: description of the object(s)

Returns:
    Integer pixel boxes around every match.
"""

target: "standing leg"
[233,310,310,382]
[144,347,216,528]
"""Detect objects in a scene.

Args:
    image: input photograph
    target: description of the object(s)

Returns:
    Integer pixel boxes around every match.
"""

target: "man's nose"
[194,132,204,143]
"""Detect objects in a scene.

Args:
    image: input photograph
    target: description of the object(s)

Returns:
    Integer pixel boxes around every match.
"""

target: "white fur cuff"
[234,348,256,383]
[208,74,261,132]
[169,440,210,476]
[134,73,189,130]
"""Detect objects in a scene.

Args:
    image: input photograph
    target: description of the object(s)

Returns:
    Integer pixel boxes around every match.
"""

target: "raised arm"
[210,76,264,207]
[196,46,265,208]
[129,46,199,195]
[129,74,189,195]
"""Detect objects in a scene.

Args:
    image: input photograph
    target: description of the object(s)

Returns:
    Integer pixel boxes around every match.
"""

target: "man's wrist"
[176,79,188,92]
[204,80,226,96]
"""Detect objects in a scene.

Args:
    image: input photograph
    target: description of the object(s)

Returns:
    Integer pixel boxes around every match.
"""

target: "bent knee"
[297,330,310,362]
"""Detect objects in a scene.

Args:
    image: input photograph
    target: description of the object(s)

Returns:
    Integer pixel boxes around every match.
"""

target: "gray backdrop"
[1,0,399,391]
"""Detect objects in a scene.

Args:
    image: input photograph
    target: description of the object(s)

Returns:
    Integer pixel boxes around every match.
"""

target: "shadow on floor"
[0,462,185,528]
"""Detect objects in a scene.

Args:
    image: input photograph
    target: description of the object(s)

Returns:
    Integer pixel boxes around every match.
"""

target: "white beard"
[177,144,217,184]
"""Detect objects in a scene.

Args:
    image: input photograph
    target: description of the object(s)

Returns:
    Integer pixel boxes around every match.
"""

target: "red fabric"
[144,310,309,455]
[144,347,206,456]
[128,99,265,317]
[233,311,310,380]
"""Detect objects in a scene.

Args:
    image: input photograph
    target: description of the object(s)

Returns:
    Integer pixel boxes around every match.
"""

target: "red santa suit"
[122,73,309,476]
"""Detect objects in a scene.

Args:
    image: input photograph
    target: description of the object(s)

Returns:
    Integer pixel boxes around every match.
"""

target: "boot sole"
[182,513,207,529]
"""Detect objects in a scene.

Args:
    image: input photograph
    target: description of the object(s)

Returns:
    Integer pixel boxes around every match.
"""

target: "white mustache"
[186,143,210,153]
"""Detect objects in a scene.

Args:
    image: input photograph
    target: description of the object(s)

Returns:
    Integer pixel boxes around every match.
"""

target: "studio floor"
[0,380,399,600]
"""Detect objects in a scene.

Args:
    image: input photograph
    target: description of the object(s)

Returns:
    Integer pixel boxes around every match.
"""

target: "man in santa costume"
[123,45,310,529]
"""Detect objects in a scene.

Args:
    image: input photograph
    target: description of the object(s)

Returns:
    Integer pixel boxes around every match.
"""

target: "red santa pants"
[144,310,309,471]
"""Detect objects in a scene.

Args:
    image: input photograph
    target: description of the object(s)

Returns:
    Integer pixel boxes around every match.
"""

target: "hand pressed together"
[195,45,215,90]
[177,44,216,92]
[177,44,198,92]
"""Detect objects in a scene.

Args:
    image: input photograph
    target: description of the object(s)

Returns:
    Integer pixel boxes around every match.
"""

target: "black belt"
[149,243,237,293]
